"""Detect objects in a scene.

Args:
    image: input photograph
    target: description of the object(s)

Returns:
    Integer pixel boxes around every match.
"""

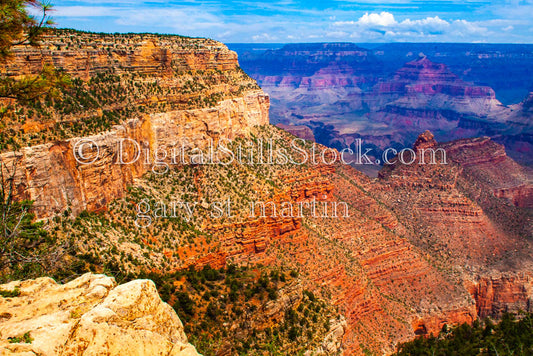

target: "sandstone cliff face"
[468,274,533,318]
[0,92,268,218]
[0,273,199,355]
[1,29,270,218]
[3,30,238,78]
[2,30,262,144]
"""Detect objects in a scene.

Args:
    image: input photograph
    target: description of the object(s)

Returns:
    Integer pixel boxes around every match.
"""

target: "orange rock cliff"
[1,30,269,218]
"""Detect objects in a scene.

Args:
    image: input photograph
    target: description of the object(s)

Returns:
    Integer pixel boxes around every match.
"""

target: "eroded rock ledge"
[0,273,200,355]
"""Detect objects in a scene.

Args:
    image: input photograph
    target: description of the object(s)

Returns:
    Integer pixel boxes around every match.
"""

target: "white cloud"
[401,16,449,32]
[358,12,396,26]
[335,11,449,30]
[252,33,278,41]
[332,11,488,41]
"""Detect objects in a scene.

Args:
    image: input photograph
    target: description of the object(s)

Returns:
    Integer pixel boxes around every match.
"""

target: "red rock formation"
[379,56,495,99]
[413,130,438,151]
[366,56,512,137]
[374,131,533,340]
[441,136,533,208]
[468,275,533,318]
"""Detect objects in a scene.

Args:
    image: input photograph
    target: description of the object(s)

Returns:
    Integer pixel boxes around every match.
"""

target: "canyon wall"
[234,43,533,166]
[1,30,269,218]
[3,32,533,356]
[374,131,533,327]
[468,274,533,318]
[3,30,239,78]
[1,92,269,218]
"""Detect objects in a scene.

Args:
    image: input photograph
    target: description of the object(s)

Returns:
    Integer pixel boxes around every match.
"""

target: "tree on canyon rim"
[0,160,54,279]
[0,0,68,101]
[0,1,66,280]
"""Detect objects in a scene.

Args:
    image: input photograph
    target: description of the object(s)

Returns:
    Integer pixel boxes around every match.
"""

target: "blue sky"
[48,0,533,43]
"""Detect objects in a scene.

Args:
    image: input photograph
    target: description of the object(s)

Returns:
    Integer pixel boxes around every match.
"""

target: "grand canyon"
[1,9,532,356]
[232,43,533,169]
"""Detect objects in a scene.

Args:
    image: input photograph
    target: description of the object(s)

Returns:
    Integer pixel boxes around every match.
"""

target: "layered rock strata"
[1,30,269,218]
[0,92,268,218]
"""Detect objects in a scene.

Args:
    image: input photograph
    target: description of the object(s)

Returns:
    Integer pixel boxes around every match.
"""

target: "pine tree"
[0,0,69,101]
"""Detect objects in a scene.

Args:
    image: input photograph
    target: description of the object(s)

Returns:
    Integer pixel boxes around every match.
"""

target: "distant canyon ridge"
[230,43,533,169]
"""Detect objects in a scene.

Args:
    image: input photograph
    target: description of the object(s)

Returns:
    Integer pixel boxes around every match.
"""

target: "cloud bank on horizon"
[50,0,533,43]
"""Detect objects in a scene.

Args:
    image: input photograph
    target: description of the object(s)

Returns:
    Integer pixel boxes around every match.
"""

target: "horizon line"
[50,28,533,46]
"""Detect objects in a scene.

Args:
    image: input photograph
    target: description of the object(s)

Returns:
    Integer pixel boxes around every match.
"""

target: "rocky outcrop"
[381,132,532,243]
[0,273,200,355]
[412,130,438,151]
[373,132,533,341]
[3,30,238,79]
[440,136,533,209]
[309,317,347,355]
